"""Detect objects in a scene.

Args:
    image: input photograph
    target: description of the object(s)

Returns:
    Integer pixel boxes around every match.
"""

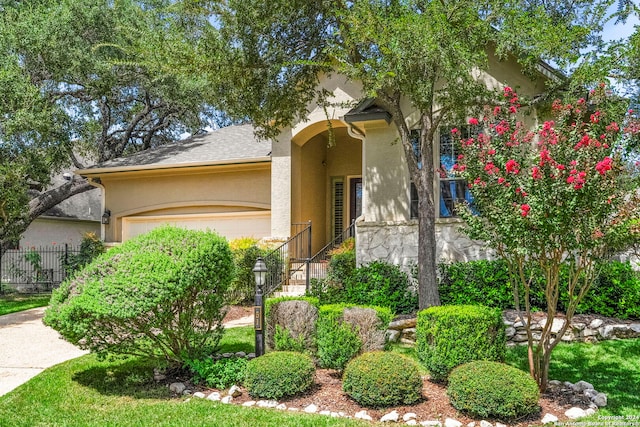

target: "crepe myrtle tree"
[452,84,640,391]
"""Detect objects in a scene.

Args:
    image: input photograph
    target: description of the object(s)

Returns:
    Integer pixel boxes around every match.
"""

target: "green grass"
[0,354,369,427]
[506,339,640,416]
[0,294,50,316]
[393,338,640,415]
[219,325,254,354]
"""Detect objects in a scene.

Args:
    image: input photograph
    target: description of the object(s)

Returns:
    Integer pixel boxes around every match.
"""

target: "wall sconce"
[101,209,111,225]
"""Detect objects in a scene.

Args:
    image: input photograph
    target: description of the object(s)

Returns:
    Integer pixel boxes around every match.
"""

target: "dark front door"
[349,177,362,224]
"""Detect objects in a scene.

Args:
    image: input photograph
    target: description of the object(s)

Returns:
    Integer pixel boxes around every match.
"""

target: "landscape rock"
[467,423,476,427]
[541,414,558,424]
[584,389,598,399]
[206,392,221,401]
[220,396,232,404]
[495,423,507,427]
[592,392,607,407]
[480,420,493,427]
[406,421,418,426]
[565,407,588,419]
[420,421,442,427]
[355,410,373,421]
[235,351,247,357]
[387,330,401,342]
[256,400,278,408]
[304,404,318,413]
[388,318,417,330]
[380,410,399,422]
[153,369,167,382]
[242,401,256,407]
[169,382,186,394]
[319,410,331,416]
[228,385,242,397]
[276,403,287,410]
[572,381,594,392]
[445,418,462,427]
[192,392,206,399]
[586,408,597,416]
[589,319,604,329]
[403,413,417,421]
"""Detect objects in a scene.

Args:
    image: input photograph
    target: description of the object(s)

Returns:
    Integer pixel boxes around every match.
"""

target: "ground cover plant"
[0,294,50,316]
[44,226,234,366]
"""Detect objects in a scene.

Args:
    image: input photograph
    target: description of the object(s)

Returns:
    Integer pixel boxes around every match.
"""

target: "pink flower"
[606,122,620,132]
[595,156,613,175]
[493,106,501,116]
[505,159,520,174]
[451,128,459,134]
[532,166,543,180]
[520,204,531,217]
[509,106,518,114]
[468,117,479,125]
[498,177,506,184]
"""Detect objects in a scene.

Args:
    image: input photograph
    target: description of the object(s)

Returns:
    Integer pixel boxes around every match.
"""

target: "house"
[77,51,551,270]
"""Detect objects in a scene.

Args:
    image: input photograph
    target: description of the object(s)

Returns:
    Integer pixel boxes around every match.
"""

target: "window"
[409,127,478,219]
[439,125,479,217]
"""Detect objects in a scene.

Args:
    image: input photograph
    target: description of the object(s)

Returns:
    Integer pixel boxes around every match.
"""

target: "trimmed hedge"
[438,259,640,319]
[243,351,315,399]
[316,304,392,371]
[44,226,234,365]
[416,305,506,382]
[343,351,423,407]
[265,297,319,352]
[448,361,540,419]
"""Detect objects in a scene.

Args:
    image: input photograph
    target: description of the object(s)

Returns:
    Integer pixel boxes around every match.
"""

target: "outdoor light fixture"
[253,257,268,356]
[101,209,111,225]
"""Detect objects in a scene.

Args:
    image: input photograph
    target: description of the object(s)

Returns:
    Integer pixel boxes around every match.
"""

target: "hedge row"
[439,259,640,319]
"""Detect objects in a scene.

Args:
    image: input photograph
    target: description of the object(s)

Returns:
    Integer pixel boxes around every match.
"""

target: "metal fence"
[0,245,80,294]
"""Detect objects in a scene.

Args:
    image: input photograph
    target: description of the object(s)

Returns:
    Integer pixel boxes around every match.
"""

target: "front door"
[349,177,362,225]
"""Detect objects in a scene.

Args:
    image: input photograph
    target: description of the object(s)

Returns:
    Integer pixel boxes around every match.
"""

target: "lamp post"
[253,257,267,357]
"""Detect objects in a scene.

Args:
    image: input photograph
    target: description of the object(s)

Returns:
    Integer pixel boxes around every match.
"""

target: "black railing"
[307,221,356,283]
[263,222,312,297]
[0,245,80,294]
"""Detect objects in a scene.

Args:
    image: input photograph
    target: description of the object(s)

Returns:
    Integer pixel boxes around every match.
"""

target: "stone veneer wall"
[387,313,640,347]
[355,218,491,268]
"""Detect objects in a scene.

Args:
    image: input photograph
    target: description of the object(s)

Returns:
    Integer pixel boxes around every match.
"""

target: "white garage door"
[122,211,271,241]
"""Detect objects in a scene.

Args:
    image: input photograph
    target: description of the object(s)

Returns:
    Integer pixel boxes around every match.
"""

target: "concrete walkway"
[0,307,254,397]
[0,307,88,397]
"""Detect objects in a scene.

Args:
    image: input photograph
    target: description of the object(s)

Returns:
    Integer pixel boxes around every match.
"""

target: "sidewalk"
[0,307,88,397]
[0,307,254,397]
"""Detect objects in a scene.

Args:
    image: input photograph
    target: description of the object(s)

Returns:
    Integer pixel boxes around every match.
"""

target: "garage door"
[122,211,271,241]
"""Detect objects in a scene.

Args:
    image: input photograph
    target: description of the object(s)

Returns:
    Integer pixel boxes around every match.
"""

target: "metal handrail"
[263,222,312,297]
[307,221,355,284]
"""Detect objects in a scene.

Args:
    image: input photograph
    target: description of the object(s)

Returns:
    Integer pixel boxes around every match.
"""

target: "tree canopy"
[182,0,632,308]
[0,0,216,252]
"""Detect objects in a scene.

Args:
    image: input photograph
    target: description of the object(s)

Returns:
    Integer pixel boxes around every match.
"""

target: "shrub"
[265,297,319,352]
[316,313,361,371]
[416,305,506,382]
[308,238,356,304]
[343,351,422,407]
[577,261,640,318]
[316,304,392,371]
[228,238,276,305]
[438,259,640,319]
[243,351,315,399]
[345,261,418,314]
[62,232,105,276]
[44,226,234,365]
[448,361,540,420]
[184,357,248,389]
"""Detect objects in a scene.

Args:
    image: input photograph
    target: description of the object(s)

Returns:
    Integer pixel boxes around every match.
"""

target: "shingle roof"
[82,124,271,172]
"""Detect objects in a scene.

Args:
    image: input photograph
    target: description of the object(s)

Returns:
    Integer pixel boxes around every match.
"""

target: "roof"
[343,99,392,124]
[78,124,271,175]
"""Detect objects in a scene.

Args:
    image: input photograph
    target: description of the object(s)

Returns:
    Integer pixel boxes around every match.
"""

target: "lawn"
[0,294,50,316]
[0,325,638,426]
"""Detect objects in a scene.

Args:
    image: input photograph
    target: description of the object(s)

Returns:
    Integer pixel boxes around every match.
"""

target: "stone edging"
[386,312,640,346]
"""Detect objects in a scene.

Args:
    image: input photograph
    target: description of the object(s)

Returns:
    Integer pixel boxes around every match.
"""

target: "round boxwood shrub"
[243,351,315,399]
[448,361,540,420]
[342,351,423,407]
[416,304,506,382]
[44,226,234,365]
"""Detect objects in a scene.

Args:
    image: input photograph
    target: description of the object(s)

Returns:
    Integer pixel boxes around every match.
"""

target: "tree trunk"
[417,191,440,309]
[0,177,97,255]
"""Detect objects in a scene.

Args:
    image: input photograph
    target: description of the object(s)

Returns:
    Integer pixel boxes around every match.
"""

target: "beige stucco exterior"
[19,217,100,248]
[83,162,271,244]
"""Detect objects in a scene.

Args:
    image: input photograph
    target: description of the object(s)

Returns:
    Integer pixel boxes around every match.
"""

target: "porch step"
[273,284,307,298]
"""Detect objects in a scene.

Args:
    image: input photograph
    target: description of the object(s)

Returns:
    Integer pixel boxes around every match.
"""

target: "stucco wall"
[19,217,100,248]
[100,163,271,243]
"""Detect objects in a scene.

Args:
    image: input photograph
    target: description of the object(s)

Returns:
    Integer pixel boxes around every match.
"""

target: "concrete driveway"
[0,307,88,397]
